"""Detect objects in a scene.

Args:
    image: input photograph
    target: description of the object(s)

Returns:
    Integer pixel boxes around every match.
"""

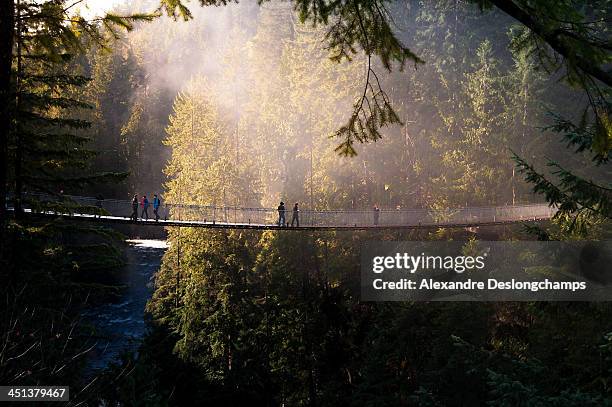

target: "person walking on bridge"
[95,194,104,218]
[277,201,286,227]
[141,195,150,220]
[153,194,161,221]
[373,204,380,225]
[130,194,139,222]
[291,202,300,227]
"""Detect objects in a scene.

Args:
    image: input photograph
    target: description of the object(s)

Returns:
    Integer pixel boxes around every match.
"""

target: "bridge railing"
[18,192,557,228]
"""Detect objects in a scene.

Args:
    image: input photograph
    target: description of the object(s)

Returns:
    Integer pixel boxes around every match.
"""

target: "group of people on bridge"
[277,201,301,227]
[277,202,382,227]
[131,194,161,221]
[124,195,384,226]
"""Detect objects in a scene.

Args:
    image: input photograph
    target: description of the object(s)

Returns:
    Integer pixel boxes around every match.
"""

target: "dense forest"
[0,0,611,405]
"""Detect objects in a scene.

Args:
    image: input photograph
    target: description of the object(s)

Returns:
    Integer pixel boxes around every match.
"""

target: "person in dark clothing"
[373,204,380,225]
[131,194,139,221]
[95,194,104,218]
[153,194,161,221]
[291,202,299,227]
[141,195,150,220]
[277,201,286,226]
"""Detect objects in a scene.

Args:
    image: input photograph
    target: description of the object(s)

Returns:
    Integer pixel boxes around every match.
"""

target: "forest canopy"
[0,1,611,405]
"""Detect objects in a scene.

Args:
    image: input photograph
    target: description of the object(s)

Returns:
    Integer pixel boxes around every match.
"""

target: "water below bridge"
[82,239,167,375]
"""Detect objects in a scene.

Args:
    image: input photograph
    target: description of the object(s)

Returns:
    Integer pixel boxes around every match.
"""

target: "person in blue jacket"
[141,195,150,220]
[153,194,161,221]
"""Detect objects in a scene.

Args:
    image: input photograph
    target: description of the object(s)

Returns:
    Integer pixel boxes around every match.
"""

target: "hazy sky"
[74,0,123,18]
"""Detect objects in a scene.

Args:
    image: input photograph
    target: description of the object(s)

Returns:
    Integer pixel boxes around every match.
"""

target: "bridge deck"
[17,194,557,230]
[23,210,554,230]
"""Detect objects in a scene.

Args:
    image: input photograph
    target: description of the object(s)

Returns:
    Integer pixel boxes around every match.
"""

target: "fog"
[88,0,582,210]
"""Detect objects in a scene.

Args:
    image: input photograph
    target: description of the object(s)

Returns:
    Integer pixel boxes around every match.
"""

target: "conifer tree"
[431,39,512,207]
[164,77,261,208]
[0,0,154,231]
[503,0,612,234]
[506,34,548,205]
[11,5,135,214]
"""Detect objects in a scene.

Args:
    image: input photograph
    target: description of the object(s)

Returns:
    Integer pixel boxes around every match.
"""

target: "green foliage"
[145,228,612,405]
[0,219,127,391]
[159,0,612,158]
[545,112,610,165]
[0,2,143,398]
[158,0,424,156]
[334,59,403,157]
[2,1,612,404]
[9,1,133,209]
[163,77,262,207]
[513,153,611,236]
[15,1,155,58]
[497,0,612,236]
[492,0,612,88]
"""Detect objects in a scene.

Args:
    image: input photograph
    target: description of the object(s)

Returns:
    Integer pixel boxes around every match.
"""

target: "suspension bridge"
[13,193,557,230]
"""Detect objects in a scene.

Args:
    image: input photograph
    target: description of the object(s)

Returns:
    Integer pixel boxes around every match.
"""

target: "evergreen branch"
[331,1,405,156]
[486,0,612,87]
[548,161,612,210]
[18,112,91,130]
[20,93,92,110]
[513,152,611,234]
[544,111,610,165]
[20,74,90,87]
[23,146,96,161]
[23,172,128,187]
[19,131,91,145]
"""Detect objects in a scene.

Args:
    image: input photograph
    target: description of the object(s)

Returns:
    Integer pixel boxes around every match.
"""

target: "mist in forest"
[135,4,257,98]
[87,0,580,210]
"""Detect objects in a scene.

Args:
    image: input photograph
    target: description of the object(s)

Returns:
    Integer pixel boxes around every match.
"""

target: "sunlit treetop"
[154,0,611,157]
[15,0,157,60]
[50,0,611,156]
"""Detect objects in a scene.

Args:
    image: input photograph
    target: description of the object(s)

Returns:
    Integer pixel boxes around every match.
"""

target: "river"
[82,239,167,374]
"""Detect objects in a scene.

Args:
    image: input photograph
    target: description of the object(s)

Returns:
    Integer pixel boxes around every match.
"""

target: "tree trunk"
[0,1,15,233]
[15,0,22,215]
